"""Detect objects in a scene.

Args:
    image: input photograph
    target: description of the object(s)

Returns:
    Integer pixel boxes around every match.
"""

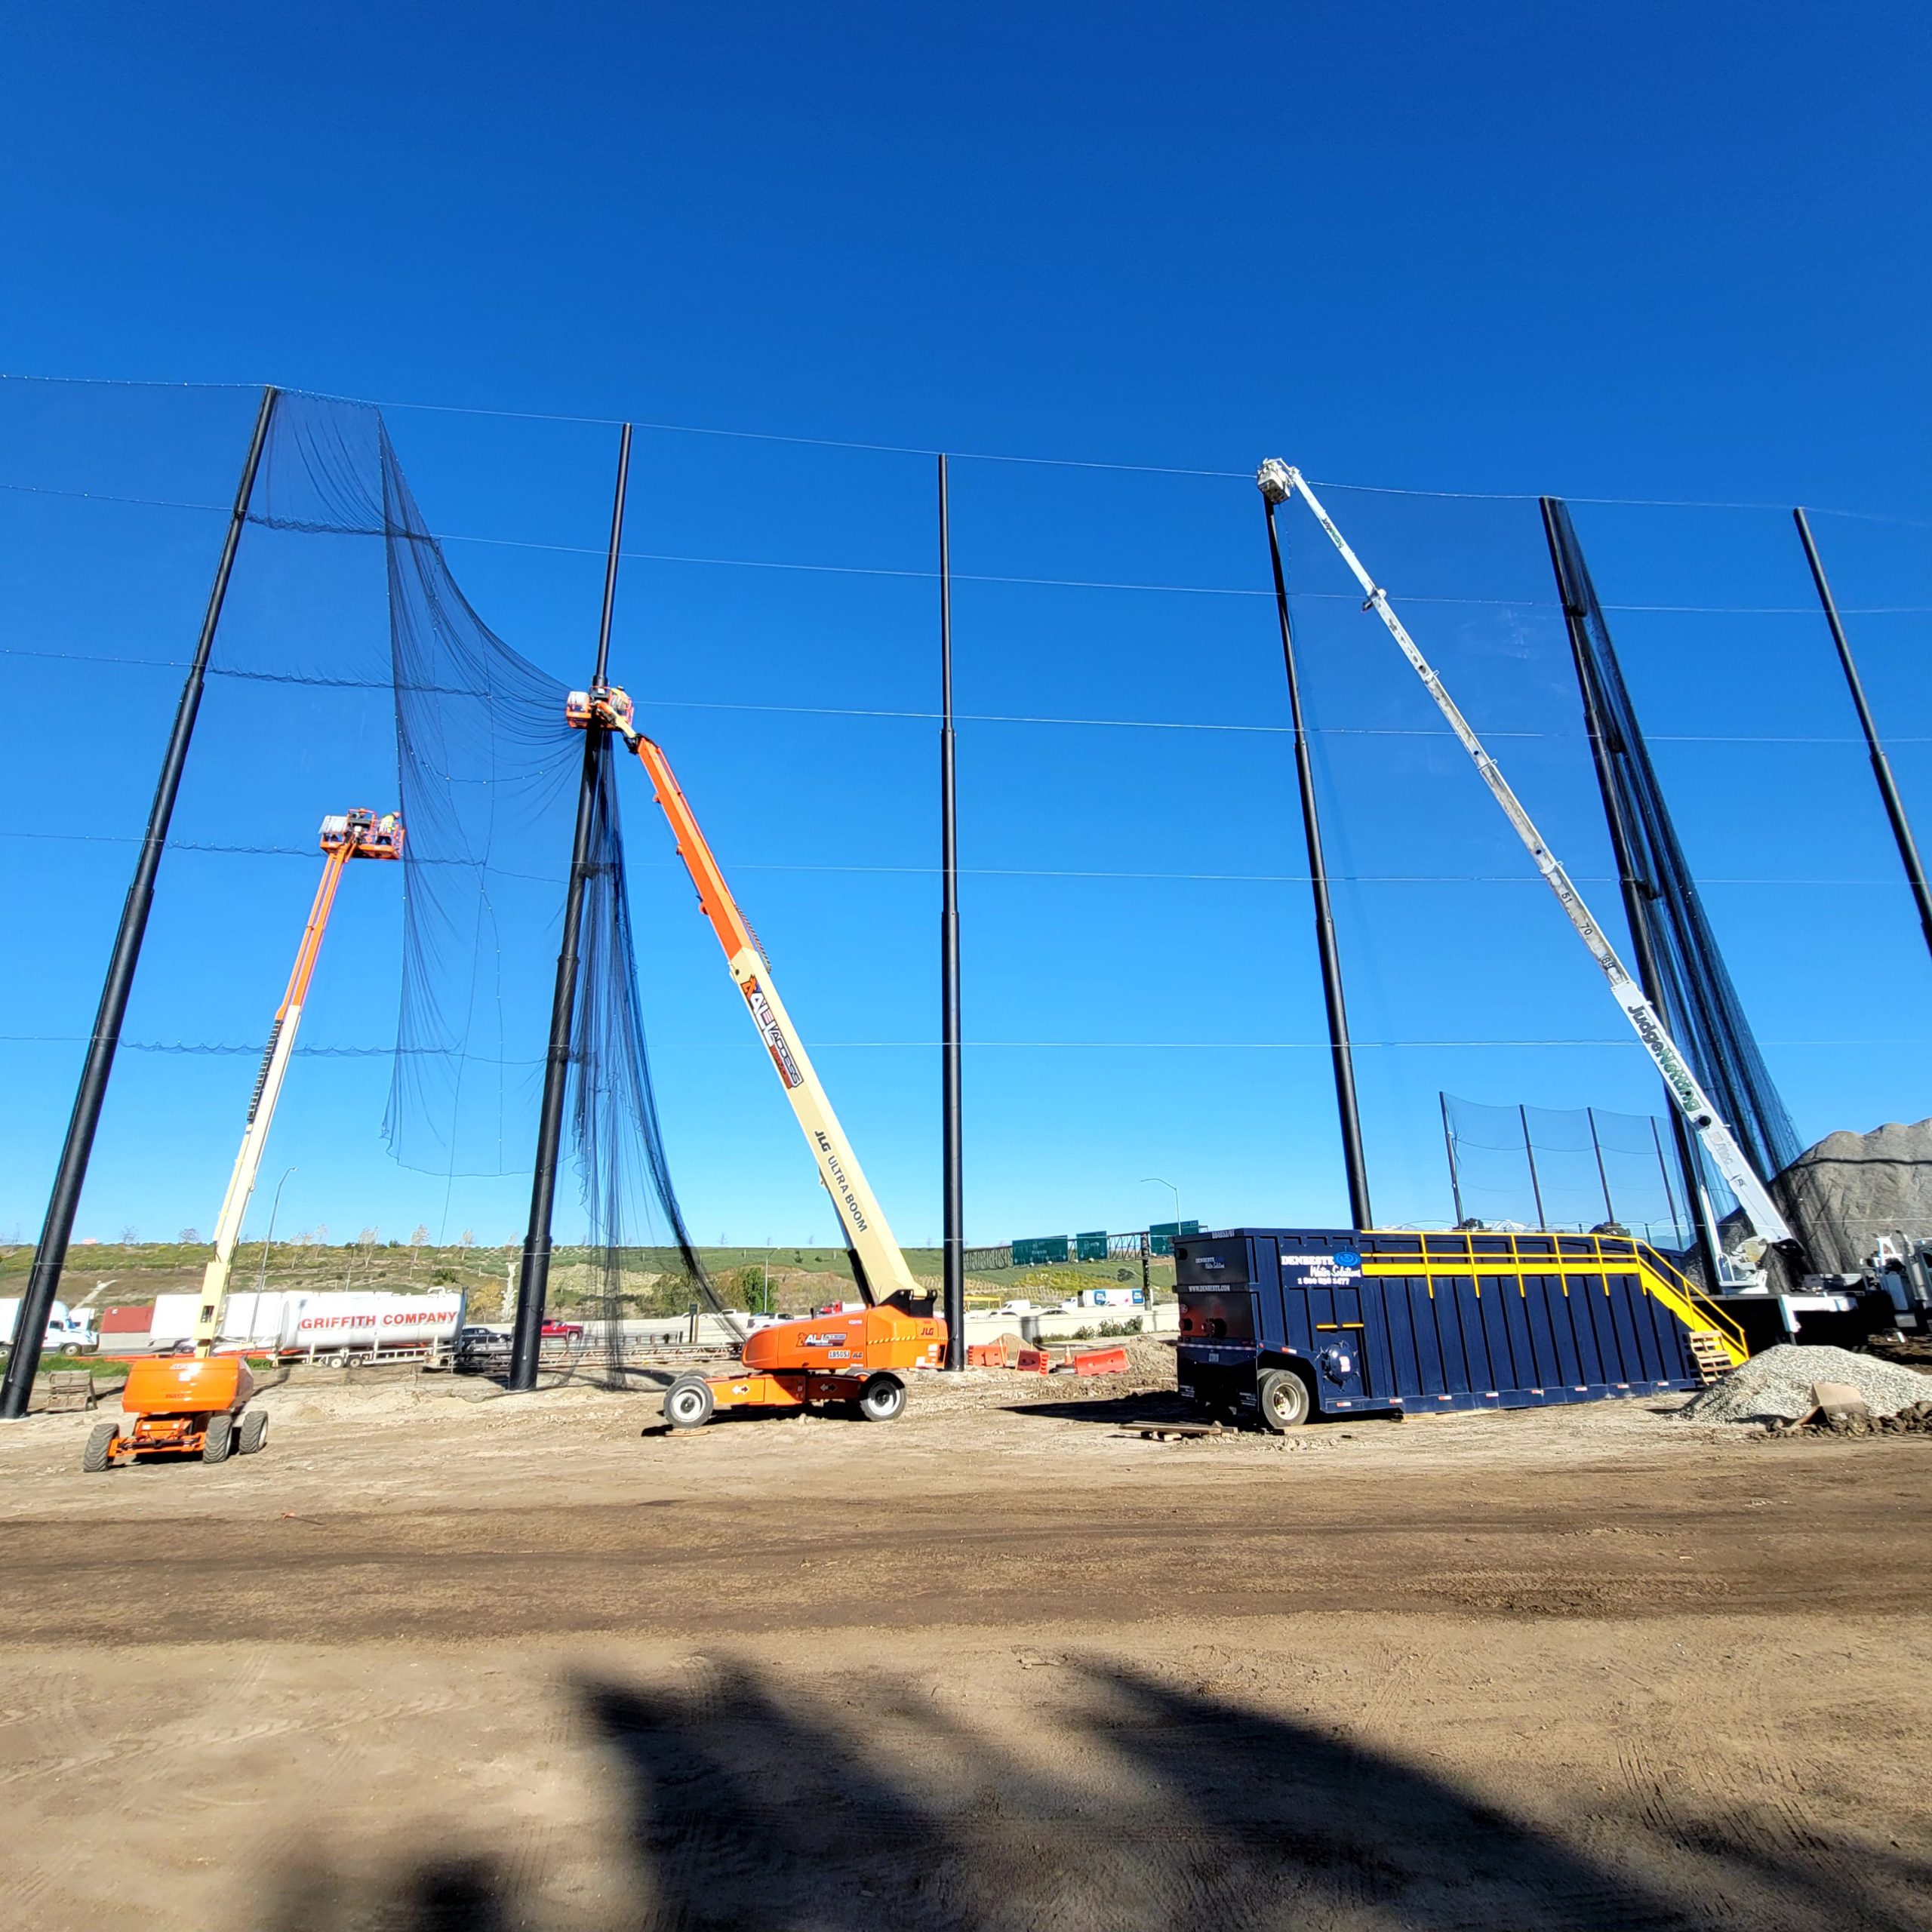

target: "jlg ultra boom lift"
[84,810,404,1472]
[565,686,943,1427]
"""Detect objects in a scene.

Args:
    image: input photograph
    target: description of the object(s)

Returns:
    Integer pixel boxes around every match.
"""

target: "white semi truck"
[0,1298,100,1356]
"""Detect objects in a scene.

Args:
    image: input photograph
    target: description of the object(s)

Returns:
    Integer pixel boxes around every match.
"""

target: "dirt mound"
[1682,1343,1932,1425]
[1721,1115,1932,1287]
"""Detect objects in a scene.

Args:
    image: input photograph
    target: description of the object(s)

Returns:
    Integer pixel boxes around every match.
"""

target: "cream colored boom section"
[718,939,923,1303]
[1265,460,1795,1250]
[190,1003,309,1352]
[608,715,921,1305]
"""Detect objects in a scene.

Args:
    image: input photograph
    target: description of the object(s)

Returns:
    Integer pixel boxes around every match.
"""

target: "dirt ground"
[4,1348,1930,1931]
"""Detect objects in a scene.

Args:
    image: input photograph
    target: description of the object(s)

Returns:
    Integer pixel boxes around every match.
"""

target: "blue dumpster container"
[1174,1227,1741,1428]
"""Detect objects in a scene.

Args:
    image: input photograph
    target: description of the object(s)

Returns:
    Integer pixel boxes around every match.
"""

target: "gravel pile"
[1683,1343,1932,1425]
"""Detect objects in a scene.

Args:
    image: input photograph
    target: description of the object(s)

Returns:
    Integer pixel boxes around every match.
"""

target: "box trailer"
[1174,1227,1746,1429]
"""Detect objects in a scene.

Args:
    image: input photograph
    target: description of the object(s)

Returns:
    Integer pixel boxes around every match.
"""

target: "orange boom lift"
[565,686,943,1427]
[84,810,404,1472]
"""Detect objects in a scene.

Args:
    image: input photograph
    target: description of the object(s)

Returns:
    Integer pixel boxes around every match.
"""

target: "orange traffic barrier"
[1068,1346,1130,1376]
[1014,1347,1054,1374]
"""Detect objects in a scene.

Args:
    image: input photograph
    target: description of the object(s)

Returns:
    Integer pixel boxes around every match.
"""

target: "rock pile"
[1721,1115,1932,1289]
[1681,1343,1932,1426]
[1761,1398,1932,1440]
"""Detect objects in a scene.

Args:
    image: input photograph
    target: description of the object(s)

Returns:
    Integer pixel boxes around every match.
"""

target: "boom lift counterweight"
[84,809,404,1471]
[565,685,943,1426]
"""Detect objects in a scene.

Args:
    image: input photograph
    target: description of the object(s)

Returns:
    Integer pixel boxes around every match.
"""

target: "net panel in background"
[942,455,1331,1236]
[1441,1094,1690,1248]
[1281,479,1932,1231]
[1279,481,1654,1221]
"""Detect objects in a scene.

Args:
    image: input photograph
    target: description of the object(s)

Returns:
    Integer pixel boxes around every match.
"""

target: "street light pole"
[1141,1177,1180,1328]
[255,1166,297,1296]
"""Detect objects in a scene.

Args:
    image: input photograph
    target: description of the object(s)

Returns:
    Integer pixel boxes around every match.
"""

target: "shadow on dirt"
[1001,1388,1199,1426]
[257,1657,1932,1931]
[1007,1389,1383,1429]
[264,1853,507,1932]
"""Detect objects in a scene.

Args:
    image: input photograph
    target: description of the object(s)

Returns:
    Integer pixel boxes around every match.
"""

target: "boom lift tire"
[237,1409,268,1456]
[1257,1367,1312,1432]
[82,1422,118,1472]
[856,1373,906,1423]
[663,1375,715,1430]
[202,1411,235,1464]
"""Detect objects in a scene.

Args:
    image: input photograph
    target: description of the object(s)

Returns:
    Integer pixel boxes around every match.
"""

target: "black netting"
[9,377,1932,1315]
[1545,498,1799,1187]
[230,389,733,1365]
[574,743,740,1370]
[1441,1093,1691,1247]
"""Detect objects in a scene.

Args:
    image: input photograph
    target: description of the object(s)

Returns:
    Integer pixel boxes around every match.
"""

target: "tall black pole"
[1260,483,1373,1229]
[938,455,966,1369]
[2,386,278,1422]
[509,422,631,1392]
[1586,1107,1617,1226]
[1441,1092,1466,1226]
[1540,496,1723,1290]
[1793,506,1932,963]
[1519,1105,1549,1228]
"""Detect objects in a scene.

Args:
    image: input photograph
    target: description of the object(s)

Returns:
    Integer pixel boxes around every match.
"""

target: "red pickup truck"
[540,1319,585,1340]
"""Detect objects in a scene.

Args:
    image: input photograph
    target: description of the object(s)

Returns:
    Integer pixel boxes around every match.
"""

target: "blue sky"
[2,3,1929,1253]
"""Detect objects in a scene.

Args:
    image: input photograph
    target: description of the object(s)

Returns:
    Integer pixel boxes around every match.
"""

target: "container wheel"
[238,1408,269,1456]
[202,1411,235,1464]
[857,1374,906,1423]
[1256,1368,1312,1432]
[82,1422,118,1472]
[663,1374,715,1430]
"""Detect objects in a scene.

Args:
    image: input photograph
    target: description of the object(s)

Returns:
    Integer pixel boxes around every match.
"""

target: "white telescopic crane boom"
[1258,460,1795,1251]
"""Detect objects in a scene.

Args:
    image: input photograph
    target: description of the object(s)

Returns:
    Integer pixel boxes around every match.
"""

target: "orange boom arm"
[566,684,925,1309]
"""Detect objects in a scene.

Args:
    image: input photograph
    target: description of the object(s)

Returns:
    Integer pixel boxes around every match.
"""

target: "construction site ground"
[5,1340,1930,1931]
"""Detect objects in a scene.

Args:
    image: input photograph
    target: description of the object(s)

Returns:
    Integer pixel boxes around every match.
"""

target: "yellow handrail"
[1632,1240,1748,1364]
[1360,1229,1747,1367]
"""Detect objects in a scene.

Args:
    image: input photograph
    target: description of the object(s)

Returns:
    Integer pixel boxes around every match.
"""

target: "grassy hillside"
[0,1240,1174,1321]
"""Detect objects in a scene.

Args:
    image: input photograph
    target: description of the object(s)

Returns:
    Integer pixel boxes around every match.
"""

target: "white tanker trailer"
[275,1291,467,1361]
